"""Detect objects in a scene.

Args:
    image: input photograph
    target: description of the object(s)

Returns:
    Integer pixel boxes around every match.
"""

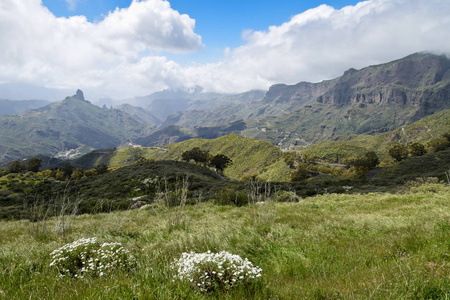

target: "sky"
[1,0,450,100]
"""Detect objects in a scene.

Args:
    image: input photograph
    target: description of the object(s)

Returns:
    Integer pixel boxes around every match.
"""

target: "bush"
[408,142,426,157]
[215,187,248,206]
[400,177,448,193]
[172,250,262,292]
[49,237,135,278]
[273,190,299,202]
[427,137,450,152]
[387,142,409,162]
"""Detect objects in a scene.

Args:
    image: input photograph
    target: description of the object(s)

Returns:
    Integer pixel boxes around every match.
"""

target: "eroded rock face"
[75,89,85,101]
[262,52,450,109]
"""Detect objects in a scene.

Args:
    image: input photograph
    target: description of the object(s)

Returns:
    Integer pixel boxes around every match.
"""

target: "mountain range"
[0,52,449,162]
[129,52,450,148]
[0,99,52,116]
[0,90,152,161]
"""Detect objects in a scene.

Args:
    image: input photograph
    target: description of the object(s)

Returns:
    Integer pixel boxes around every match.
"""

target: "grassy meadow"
[1,181,449,299]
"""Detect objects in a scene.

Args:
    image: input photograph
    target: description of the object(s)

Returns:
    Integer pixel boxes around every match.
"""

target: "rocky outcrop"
[262,52,450,110]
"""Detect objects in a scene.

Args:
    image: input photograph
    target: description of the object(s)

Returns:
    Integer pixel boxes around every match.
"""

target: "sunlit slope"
[301,109,450,163]
[73,134,291,181]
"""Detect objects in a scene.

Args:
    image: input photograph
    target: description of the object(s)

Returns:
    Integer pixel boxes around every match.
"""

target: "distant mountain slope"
[301,109,450,163]
[133,53,450,147]
[160,90,266,128]
[0,99,51,115]
[135,120,247,147]
[240,52,450,146]
[0,90,152,161]
[70,133,291,181]
[261,52,450,113]
[114,103,162,126]
[129,89,266,127]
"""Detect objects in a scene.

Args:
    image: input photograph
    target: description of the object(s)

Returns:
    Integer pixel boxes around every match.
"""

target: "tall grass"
[1,183,449,299]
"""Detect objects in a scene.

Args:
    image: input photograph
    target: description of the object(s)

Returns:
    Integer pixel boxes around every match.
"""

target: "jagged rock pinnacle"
[75,89,85,101]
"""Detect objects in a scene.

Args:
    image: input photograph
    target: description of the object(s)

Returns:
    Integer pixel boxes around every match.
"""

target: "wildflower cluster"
[49,237,134,278]
[172,250,262,292]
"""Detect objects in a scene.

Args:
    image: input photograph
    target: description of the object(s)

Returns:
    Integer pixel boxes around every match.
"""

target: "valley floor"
[1,183,449,299]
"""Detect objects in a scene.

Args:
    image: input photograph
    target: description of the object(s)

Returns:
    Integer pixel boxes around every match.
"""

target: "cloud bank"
[1,0,450,99]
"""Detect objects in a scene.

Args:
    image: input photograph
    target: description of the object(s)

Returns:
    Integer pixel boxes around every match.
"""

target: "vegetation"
[181,147,211,165]
[0,93,151,162]
[2,145,450,221]
[387,142,409,162]
[300,109,450,164]
[172,250,262,293]
[56,134,291,182]
[0,180,448,299]
[373,148,450,186]
[208,154,233,173]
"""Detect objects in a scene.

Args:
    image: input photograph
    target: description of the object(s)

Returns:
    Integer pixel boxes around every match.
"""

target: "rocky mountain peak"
[74,89,85,101]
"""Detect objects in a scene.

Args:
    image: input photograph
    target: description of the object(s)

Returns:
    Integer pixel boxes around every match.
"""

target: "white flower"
[172,250,262,292]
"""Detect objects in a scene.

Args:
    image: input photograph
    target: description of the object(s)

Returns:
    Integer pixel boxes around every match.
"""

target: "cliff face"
[246,53,450,145]
[262,52,450,110]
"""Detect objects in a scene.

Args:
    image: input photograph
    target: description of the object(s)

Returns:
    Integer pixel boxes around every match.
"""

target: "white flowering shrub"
[49,237,135,278]
[172,250,262,292]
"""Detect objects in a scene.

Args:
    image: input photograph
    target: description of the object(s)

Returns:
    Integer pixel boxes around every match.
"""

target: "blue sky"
[2,0,450,100]
[42,0,361,64]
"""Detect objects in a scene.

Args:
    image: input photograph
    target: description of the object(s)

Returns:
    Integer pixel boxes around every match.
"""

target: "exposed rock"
[262,52,450,111]
[74,89,85,101]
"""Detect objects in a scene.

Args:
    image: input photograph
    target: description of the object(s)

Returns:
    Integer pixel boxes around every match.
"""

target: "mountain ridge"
[148,52,450,147]
[0,90,153,161]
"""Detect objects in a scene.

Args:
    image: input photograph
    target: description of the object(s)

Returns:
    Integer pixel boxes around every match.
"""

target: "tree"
[71,168,85,180]
[364,151,379,169]
[283,152,300,168]
[291,162,312,181]
[181,147,210,165]
[95,163,109,175]
[181,150,192,162]
[7,160,26,174]
[62,163,74,178]
[427,137,450,152]
[84,169,97,177]
[387,142,409,162]
[27,158,42,172]
[209,154,232,173]
[348,151,379,170]
[443,132,450,143]
[408,142,426,157]
[55,170,66,181]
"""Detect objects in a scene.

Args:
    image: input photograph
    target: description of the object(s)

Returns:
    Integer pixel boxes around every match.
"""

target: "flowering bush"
[49,237,134,278]
[172,250,262,292]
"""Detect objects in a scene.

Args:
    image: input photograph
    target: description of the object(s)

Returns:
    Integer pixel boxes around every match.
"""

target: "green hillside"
[0,160,235,220]
[71,134,291,182]
[301,109,450,163]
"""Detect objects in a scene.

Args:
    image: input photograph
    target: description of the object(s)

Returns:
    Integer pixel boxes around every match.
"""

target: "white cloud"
[0,0,202,97]
[180,0,450,93]
[1,0,450,99]
[65,0,78,11]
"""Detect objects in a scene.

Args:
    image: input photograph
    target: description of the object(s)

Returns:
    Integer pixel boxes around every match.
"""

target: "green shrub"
[401,178,448,193]
[427,137,450,152]
[408,142,426,157]
[172,250,262,293]
[387,142,409,162]
[273,190,299,202]
[215,187,248,206]
[49,237,135,278]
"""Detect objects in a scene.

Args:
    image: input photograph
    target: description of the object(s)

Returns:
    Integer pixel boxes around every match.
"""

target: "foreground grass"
[1,184,449,299]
